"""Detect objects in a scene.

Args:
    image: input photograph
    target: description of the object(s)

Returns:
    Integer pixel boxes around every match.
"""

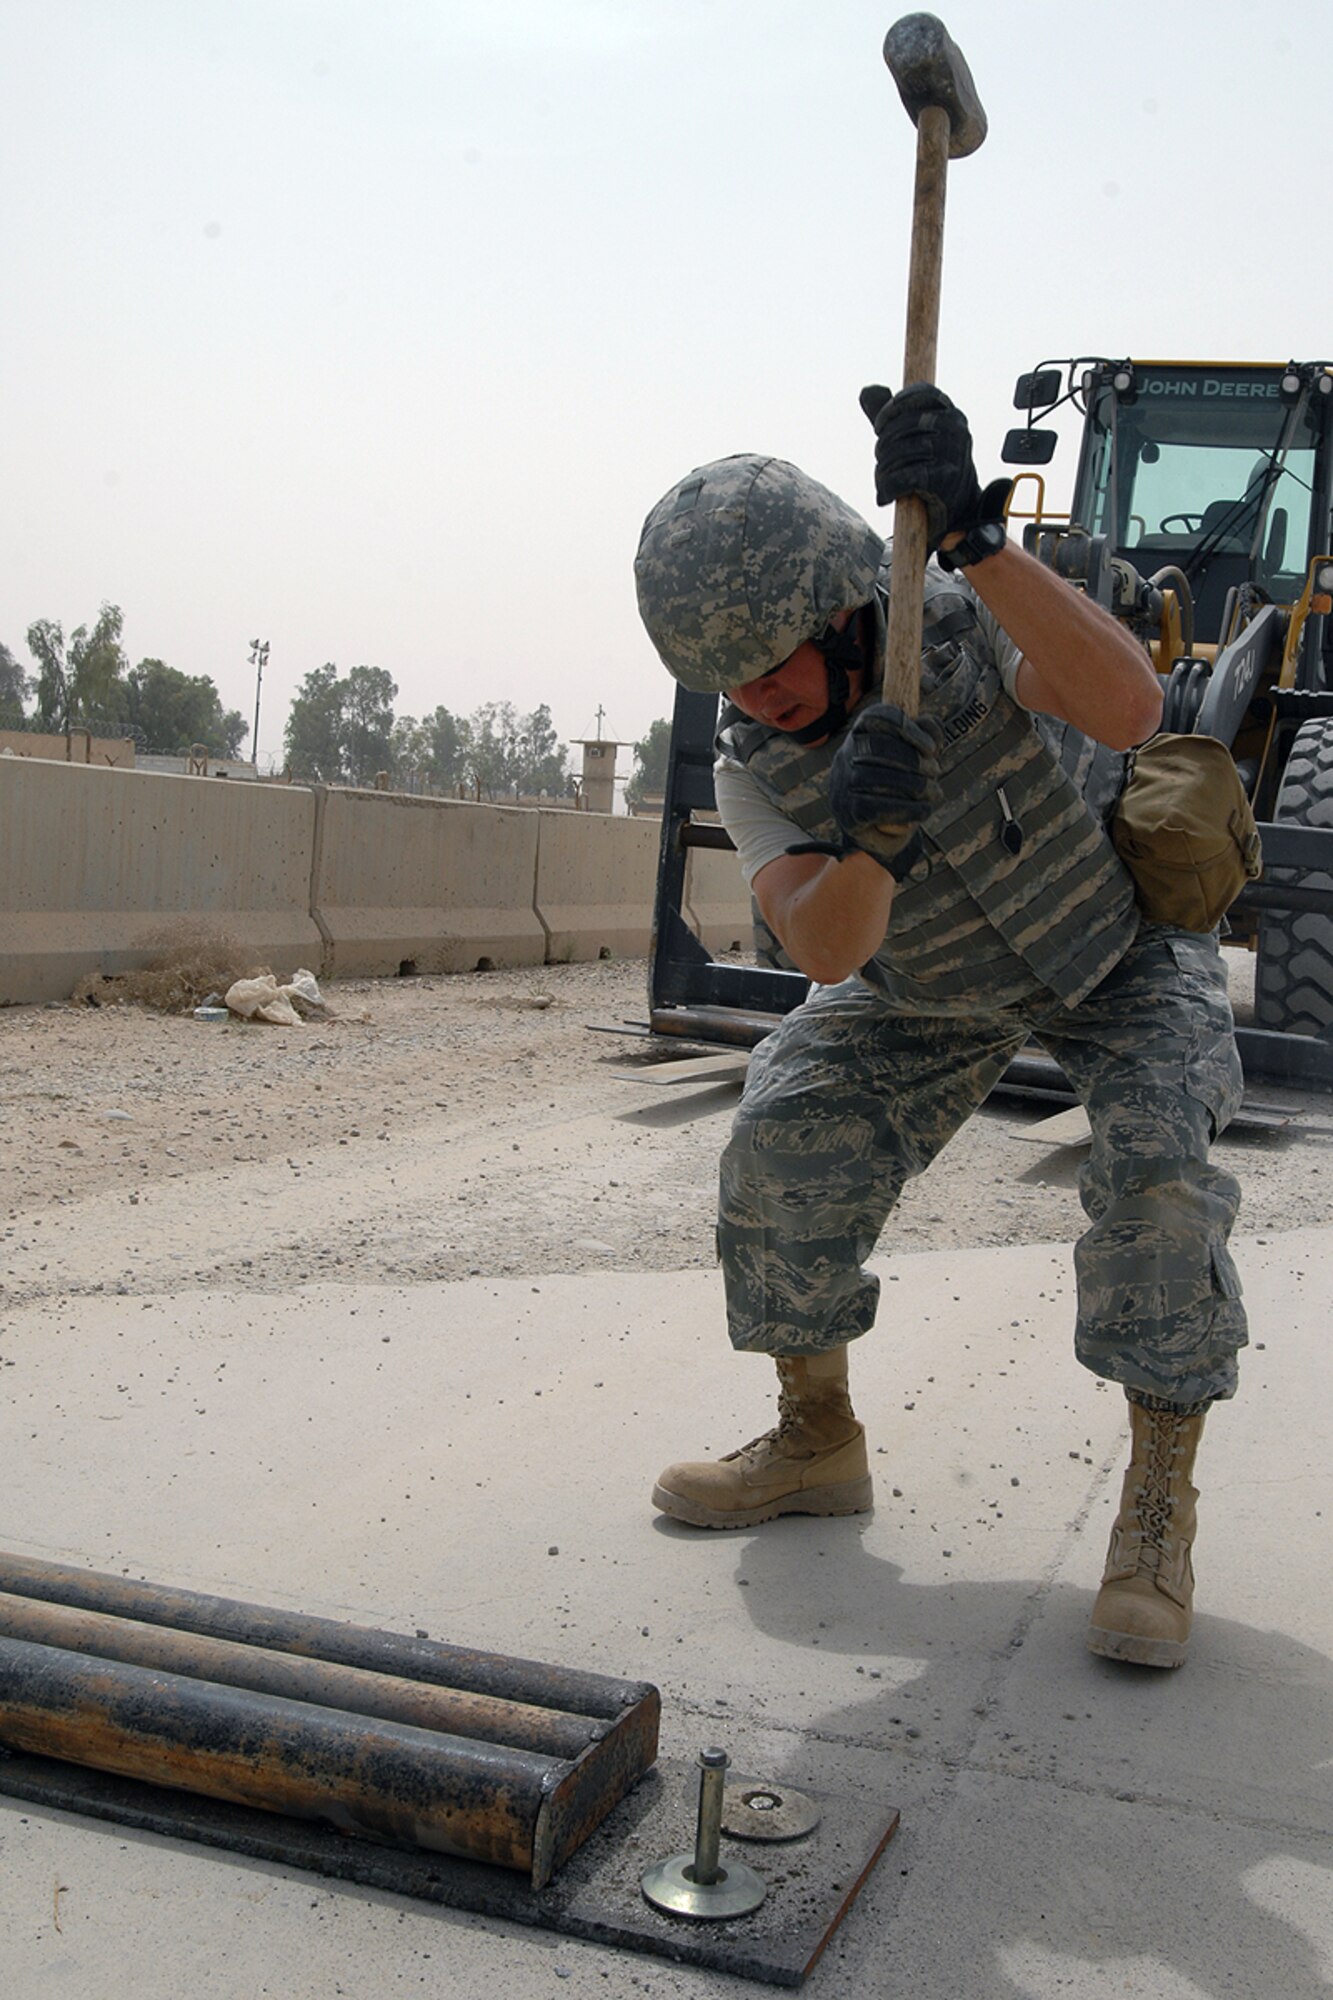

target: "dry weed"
[72,923,268,1014]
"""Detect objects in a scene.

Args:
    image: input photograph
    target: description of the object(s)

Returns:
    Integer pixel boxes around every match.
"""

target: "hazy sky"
[3,1,1328,780]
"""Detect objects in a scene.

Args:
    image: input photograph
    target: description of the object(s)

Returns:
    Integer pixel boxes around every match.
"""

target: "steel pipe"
[0,1633,552,1870]
[0,1552,644,1720]
[0,1554,660,1887]
[0,1592,600,1760]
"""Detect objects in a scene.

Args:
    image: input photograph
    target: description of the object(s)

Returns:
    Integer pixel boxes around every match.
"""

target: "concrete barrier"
[312,787,546,976]
[534,809,657,962]
[0,762,700,1005]
[0,759,322,1005]
[682,842,753,954]
[0,729,134,767]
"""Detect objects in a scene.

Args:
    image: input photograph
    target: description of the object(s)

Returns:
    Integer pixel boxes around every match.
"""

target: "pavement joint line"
[662,1702,1328,1840]
[937,1755,1331,1835]
[940,1438,1124,1773]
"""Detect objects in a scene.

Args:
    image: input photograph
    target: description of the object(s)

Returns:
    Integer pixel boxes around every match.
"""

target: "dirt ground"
[2,952,1331,1318]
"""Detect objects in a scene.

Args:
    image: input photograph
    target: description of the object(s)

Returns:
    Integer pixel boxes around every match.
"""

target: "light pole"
[249,639,269,771]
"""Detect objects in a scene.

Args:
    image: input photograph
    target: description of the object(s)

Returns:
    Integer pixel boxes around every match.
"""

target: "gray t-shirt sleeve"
[713,755,806,887]
[965,586,1027,704]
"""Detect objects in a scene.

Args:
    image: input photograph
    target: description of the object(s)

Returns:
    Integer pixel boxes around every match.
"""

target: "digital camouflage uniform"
[713,563,1247,1408]
[636,446,1238,1660]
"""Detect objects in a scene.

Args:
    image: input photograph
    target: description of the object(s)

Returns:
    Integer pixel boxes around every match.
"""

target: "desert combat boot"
[651,1347,873,1530]
[1088,1396,1208,1669]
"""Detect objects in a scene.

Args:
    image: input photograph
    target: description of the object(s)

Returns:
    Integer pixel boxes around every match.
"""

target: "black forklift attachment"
[650,688,1333,1094]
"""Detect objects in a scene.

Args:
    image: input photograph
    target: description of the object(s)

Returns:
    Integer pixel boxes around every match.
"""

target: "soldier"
[633,386,1247,1670]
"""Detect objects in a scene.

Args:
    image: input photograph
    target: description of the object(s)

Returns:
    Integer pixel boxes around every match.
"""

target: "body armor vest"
[719,571,1139,1009]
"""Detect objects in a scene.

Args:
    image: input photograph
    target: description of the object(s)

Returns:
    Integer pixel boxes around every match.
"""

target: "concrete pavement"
[1,1229,1330,1998]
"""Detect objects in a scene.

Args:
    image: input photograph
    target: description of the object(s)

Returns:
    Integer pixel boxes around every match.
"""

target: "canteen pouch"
[1111,733,1262,931]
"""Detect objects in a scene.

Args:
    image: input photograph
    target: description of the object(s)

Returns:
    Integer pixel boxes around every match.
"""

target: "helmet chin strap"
[786,610,870,745]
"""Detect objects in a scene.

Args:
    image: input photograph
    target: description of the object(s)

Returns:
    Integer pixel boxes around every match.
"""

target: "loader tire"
[1254,719,1333,1038]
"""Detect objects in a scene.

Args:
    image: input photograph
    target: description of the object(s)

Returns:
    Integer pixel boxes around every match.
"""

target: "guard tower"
[572,709,629,814]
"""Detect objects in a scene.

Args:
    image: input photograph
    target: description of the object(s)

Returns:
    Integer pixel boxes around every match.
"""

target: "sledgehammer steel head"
[884,13,987,159]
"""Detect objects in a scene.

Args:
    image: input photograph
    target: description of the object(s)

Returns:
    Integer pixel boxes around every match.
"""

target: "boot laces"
[1128,1417,1187,1572]
[726,1385,805,1464]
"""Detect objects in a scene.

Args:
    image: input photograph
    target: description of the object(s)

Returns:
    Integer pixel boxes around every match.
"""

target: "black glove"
[827,701,943,875]
[859,382,985,550]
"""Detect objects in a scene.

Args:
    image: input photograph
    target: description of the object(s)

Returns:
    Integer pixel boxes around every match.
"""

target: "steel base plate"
[0,1748,899,1988]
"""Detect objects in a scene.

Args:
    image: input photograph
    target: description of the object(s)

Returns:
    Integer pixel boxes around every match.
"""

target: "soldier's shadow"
[685,1516,1333,1999]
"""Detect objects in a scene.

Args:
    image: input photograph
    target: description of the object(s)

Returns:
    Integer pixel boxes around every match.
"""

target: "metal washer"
[720,1780,823,1843]
[640,1853,767,1920]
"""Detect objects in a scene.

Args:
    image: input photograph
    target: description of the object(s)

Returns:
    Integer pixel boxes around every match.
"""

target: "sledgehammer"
[878,13,987,715]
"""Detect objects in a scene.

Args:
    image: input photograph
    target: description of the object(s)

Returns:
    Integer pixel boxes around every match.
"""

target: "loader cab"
[1072,361,1331,649]
[1009,359,1333,680]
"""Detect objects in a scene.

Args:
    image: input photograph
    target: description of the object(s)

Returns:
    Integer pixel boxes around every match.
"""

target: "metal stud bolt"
[640,1747,767,1920]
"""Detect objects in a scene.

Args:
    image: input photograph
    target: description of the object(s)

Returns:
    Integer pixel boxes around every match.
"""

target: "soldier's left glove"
[859,382,1008,554]
[827,701,943,878]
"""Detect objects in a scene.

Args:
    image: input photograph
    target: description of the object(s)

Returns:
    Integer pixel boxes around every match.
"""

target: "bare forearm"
[755,849,896,985]
[951,541,1163,749]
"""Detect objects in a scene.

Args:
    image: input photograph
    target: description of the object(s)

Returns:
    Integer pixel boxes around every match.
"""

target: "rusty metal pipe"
[0,1632,556,1874]
[677,822,736,851]
[0,1556,660,1887]
[0,1592,600,1761]
[0,1552,646,1723]
[648,1007,785,1048]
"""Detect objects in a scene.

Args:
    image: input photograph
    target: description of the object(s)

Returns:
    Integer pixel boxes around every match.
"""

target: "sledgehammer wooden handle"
[881,14,987,716]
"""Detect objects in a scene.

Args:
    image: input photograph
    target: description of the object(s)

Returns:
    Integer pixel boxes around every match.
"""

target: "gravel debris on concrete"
[1,954,1330,1311]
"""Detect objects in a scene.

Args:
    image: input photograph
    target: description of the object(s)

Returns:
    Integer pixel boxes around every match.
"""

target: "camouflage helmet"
[634,455,884,693]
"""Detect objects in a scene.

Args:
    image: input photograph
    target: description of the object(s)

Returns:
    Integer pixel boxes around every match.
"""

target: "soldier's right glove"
[827,702,943,878]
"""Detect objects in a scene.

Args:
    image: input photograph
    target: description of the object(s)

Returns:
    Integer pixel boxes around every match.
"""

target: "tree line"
[1,600,675,804]
[283,665,672,805]
[282,662,576,798]
[1,604,247,757]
